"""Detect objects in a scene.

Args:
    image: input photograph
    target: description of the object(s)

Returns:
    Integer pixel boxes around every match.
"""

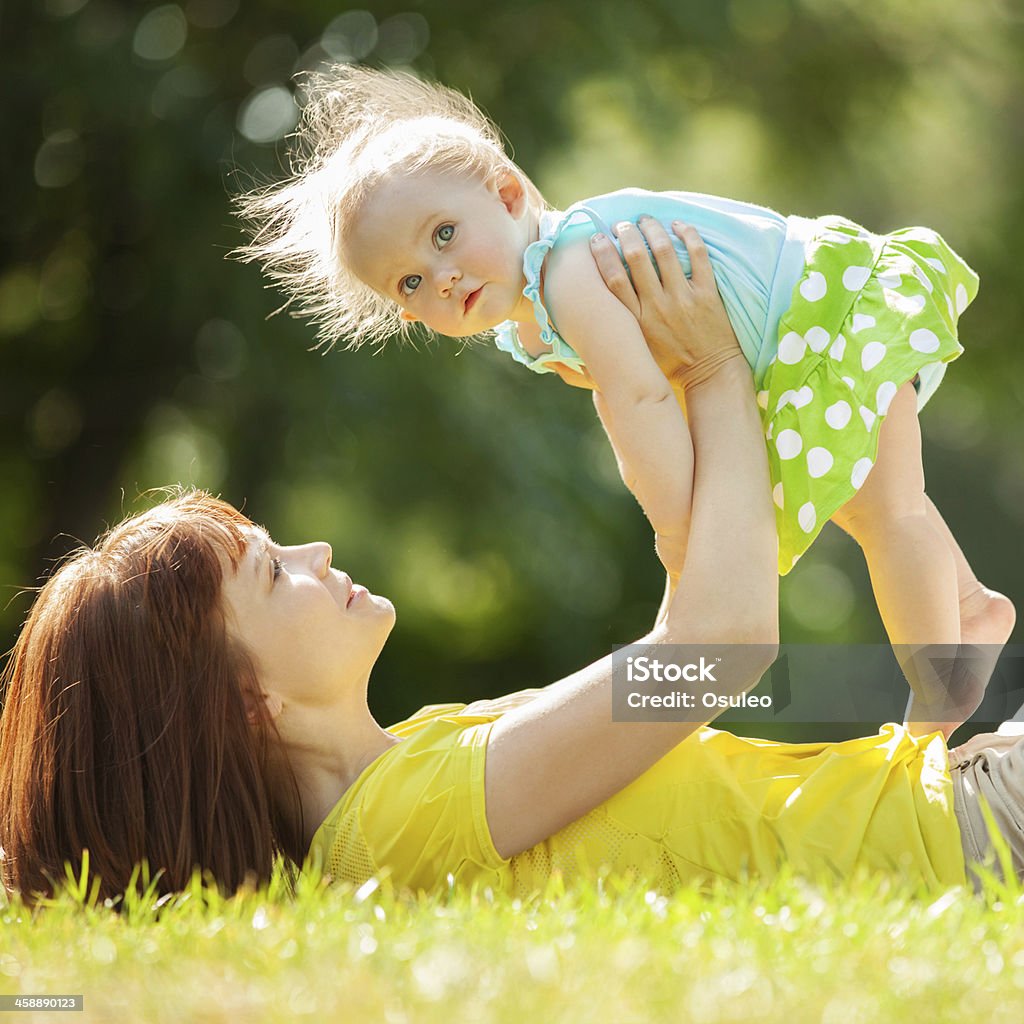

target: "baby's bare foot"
[959,584,1016,649]
[907,588,1016,739]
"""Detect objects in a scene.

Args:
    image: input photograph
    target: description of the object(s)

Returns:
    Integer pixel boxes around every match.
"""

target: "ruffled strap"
[493,204,613,375]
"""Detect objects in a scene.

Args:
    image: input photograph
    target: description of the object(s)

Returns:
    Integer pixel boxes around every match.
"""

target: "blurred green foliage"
[2,0,1022,730]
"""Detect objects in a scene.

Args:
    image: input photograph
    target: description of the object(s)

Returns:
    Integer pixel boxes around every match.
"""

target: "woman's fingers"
[635,216,691,295]
[673,221,713,291]
[589,233,641,318]
[613,221,661,298]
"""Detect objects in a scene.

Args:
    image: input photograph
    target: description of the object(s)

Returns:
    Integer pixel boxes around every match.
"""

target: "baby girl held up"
[236,67,1015,739]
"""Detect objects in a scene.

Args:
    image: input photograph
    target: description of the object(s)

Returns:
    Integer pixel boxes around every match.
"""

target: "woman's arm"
[484,234,778,860]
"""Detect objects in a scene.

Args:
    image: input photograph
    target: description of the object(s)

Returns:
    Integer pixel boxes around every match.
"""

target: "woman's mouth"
[463,286,483,314]
[347,585,368,608]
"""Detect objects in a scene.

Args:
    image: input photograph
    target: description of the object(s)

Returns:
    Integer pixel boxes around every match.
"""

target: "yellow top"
[306,690,966,896]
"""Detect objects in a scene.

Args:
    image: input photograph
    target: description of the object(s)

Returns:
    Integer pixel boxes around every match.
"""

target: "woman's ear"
[246,690,283,725]
[494,170,527,219]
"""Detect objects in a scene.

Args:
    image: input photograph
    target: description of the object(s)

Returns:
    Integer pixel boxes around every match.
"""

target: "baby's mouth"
[463,286,483,314]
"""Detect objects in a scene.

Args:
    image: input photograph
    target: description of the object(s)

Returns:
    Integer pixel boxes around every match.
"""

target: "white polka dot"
[842,265,872,291]
[757,390,769,410]
[829,334,847,361]
[859,406,877,431]
[825,400,852,429]
[909,328,940,353]
[861,341,887,371]
[900,293,926,314]
[955,283,969,314]
[946,295,955,319]
[875,381,898,415]
[876,271,902,290]
[775,389,795,413]
[925,257,946,272]
[798,502,817,533]
[841,376,856,390]
[851,313,876,334]
[791,385,814,409]
[807,447,834,478]
[799,272,827,302]
[851,457,873,490]
[778,331,807,365]
[776,429,803,460]
[805,326,830,353]
[914,265,935,293]
[773,482,785,509]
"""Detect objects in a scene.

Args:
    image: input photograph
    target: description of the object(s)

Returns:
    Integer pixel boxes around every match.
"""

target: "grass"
[3,857,1024,1023]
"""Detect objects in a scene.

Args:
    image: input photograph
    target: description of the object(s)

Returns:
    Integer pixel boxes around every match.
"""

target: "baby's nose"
[435,266,461,295]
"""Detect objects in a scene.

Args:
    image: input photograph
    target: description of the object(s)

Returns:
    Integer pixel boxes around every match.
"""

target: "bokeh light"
[237,85,297,143]
[133,5,188,63]
[784,562,856,634]
[34,130,85,189]
[322,11,379,63]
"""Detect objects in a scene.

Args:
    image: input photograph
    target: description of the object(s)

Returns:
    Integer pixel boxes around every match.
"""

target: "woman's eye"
[271,557,284,581]
[435,224,455,247]
[400,274,422,297]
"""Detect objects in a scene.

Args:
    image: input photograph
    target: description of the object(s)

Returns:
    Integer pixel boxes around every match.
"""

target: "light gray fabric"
[950,734,1024,891]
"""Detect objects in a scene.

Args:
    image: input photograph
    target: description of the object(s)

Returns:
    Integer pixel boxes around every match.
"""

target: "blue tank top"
[494,188,818,388]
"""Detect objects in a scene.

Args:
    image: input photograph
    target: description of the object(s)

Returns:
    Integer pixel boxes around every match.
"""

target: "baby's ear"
[494,170,527,218]
[399,310,419,323]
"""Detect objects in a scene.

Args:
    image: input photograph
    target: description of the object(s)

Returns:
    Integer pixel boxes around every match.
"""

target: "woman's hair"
[233,65,545,350]
[0,489,306,907]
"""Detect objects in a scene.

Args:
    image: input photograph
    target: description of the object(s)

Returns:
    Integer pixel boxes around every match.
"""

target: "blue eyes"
[399,274,422,297]
[271,557,283,582]
[399,223,455,297]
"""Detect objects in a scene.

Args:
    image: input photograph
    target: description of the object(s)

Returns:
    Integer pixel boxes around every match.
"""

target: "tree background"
[2,0,1022,734]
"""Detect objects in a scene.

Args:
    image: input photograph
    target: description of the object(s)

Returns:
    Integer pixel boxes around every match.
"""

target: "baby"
[236,67,1015,737]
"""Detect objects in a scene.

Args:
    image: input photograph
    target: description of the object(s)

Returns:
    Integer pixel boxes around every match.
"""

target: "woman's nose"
[310,542,333,578]
[284,542,332,578]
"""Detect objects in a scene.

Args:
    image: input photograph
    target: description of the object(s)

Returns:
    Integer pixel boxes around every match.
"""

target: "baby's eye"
[434,224,455,247]
[399,274,422,297]
[271,557,284,581]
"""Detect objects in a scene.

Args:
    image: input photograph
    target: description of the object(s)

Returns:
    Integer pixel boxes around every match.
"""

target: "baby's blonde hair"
[234,65,544,349]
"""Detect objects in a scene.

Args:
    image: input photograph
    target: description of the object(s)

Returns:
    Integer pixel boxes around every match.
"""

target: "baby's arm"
[543,233,694,575]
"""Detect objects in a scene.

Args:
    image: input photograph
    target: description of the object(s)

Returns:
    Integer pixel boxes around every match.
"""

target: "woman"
[0,224,1015,905]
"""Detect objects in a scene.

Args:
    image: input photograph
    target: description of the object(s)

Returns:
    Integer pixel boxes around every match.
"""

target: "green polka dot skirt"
[761,216,979,575]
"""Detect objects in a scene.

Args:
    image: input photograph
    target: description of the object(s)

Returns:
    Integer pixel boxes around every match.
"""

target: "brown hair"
[0,489,306,906]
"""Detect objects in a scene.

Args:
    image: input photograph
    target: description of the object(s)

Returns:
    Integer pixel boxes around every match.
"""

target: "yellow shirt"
[306,690,966,896]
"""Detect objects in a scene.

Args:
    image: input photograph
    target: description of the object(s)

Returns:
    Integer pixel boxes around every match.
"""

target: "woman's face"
[220,527,396,711]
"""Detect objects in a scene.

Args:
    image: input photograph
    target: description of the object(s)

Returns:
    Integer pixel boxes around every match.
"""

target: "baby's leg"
[923,496,1017,722]
[924,496,1016,650]
[831,382,971,738]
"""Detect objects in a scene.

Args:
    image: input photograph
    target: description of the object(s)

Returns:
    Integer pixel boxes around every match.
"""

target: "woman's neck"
[276,699,404,851]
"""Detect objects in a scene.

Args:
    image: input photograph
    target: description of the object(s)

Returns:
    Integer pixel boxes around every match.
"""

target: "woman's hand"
[589,219,744,390]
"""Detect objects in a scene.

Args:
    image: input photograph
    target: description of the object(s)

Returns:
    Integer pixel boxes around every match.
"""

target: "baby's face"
[343,167,532,337]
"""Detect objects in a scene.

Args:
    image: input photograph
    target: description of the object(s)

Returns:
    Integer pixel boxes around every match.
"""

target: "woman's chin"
[372,594,397,627]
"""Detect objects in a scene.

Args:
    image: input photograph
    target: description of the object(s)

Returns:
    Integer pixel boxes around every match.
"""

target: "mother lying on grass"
[1,223,1019,907]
